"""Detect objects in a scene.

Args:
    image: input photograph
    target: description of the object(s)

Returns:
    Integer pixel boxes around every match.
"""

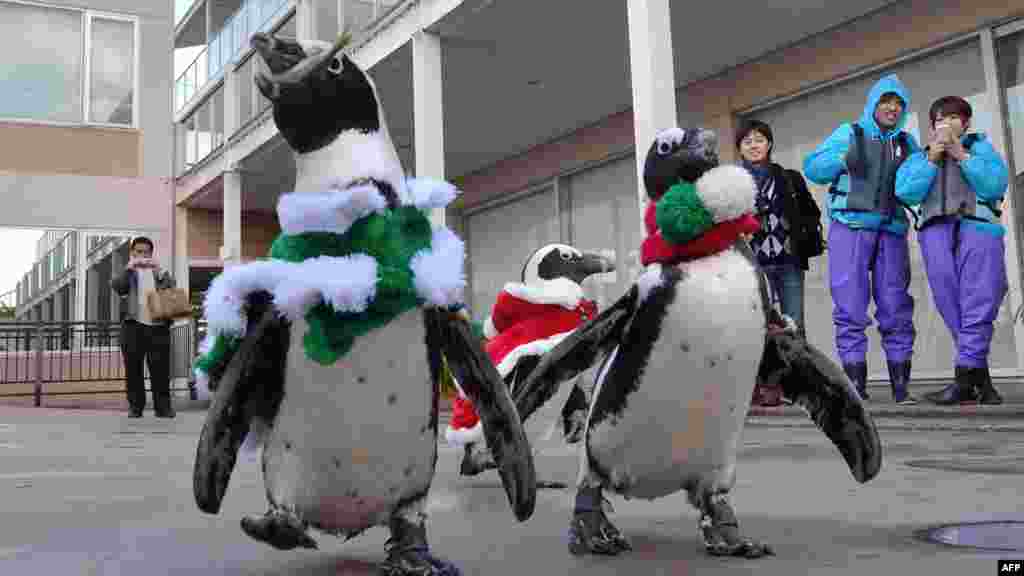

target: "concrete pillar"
[175,206,190,297]
[74,231,88,323]
[626,0,677,213]
[296,0,316,41]
[412,30,446,227]
[221,170,243,265]
[337,0,346,37]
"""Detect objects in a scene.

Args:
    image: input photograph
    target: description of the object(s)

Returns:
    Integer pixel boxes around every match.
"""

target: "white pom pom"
[696,164,757,223]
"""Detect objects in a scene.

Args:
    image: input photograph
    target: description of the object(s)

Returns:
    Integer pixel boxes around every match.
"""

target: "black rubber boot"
[886,360,916,405]
[380,516,461,576]
[842,362,869,401]
[973,366,1003,405]
[925,366,978,405]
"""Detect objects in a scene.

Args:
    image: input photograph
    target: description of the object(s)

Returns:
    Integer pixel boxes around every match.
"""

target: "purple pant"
[918,219,1008,368]
[828,221,915,364]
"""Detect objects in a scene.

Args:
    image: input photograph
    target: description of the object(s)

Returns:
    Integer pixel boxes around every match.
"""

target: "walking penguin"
[513,126,883,558]
[191,31,536,576]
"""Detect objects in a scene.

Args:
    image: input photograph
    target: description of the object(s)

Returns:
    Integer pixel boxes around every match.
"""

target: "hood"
[859,74,910,139]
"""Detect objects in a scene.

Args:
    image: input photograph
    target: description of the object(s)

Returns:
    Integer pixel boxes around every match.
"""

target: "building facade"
[2,0,175,325]
[172,0,1024,383]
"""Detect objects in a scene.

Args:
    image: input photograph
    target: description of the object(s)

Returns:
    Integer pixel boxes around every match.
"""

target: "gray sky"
[0,228,42,298]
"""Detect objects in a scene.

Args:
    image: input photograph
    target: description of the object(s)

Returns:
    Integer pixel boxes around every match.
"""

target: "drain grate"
[904,456,1024,475]
[916,521,1024,552]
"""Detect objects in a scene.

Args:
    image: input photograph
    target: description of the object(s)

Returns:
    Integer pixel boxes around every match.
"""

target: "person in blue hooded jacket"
[894,95,1008,405]
[803,74,921,404]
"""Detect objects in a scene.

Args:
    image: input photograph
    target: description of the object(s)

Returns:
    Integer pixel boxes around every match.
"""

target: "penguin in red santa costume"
[447,243,615,477]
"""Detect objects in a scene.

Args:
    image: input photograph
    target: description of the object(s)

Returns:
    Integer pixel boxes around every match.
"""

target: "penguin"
[448,243,615,480]
[512,126,882,558]
[191,32,536,576]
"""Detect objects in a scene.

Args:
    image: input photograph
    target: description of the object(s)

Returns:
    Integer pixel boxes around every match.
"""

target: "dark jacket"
[756,162,823,271]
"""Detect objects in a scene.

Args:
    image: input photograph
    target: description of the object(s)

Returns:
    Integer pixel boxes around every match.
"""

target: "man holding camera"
[110,236,178,418]
[895,96,1010,405]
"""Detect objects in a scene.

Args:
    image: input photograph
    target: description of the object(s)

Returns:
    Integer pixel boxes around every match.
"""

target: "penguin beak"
[577,251,616,282]
[251,31,351,99]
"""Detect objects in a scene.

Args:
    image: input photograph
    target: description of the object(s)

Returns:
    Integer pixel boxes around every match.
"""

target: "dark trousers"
[120,320,172,414]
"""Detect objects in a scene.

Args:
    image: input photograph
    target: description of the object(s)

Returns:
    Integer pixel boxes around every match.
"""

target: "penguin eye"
[560,251,573,261]
[658,141,673,155]
[327,57,343,75]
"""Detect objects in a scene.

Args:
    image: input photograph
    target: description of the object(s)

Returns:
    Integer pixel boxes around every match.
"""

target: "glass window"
[466,189,559,315]
[196,99,212,161]
[748,38,1017,374]
[0,3,83,122]
[565,155,644,307]
[212,86,225,149]
[89,17,134,125]
[997,28,1024,221]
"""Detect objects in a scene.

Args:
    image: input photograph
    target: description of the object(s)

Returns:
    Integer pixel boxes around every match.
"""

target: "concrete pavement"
[0,404,1021,575]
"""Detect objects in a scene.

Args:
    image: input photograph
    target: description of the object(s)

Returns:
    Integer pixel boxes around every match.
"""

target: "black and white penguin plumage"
[513,126,882,559]
[455,243,615,481]
[191,33,536,576]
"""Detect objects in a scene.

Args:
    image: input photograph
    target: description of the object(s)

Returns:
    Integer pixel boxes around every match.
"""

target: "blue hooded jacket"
[803,74,922,235]
[894,131,1009,237]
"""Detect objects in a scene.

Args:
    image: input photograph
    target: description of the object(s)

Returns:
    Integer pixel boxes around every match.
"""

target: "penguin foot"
[568,509,632,556]
[697,494,773,559]
[381,518,462,576]
[240,510,318,551]
[458,443,496,477]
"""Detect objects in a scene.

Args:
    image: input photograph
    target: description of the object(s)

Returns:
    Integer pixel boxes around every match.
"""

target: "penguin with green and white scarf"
[191,31,535,576]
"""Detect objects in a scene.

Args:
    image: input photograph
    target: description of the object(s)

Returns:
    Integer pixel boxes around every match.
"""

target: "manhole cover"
[904,456,1024,475]
[916,521,1024,552]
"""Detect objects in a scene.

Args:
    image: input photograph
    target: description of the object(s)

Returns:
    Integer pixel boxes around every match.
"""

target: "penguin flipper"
[513,286,639,424]
[759,329,883,483]
[194,291,289,515]
[426,307,537,522]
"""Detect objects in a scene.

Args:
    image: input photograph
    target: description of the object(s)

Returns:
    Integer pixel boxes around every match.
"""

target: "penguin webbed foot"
[568,509,632,556]
[240,510,318,550]
[568,487,631,556]
[381,517,462,576]
[458,442,497,477]
[697,492,773,559]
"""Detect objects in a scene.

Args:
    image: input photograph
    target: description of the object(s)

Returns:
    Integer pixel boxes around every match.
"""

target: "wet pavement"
[0,404,1020,575]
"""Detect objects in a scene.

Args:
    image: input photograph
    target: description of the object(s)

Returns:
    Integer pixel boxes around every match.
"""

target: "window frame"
[0,0,140,129]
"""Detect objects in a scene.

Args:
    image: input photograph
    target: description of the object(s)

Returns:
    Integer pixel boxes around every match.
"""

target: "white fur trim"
[405,178,459,210]
[274,255,379,320]
[275,183,389,235]
[637,263,666,303]
[203,260,294,338]
[483,316,498,340]
[494,330,575,378]
[445,421,483,446]
[503,277,584,309]
[410,227,467,308]
[696,164,757,223]
[202,256,380,338]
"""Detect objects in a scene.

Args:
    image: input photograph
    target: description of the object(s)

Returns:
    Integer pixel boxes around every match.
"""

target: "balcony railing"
[174,0,407,116]
[174,0,291,114]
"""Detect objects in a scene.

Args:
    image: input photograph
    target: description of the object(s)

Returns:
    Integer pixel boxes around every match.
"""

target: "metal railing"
[0,321,203,406]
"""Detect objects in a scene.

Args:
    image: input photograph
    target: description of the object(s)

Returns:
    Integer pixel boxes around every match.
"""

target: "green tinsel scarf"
[195,206,438,379]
